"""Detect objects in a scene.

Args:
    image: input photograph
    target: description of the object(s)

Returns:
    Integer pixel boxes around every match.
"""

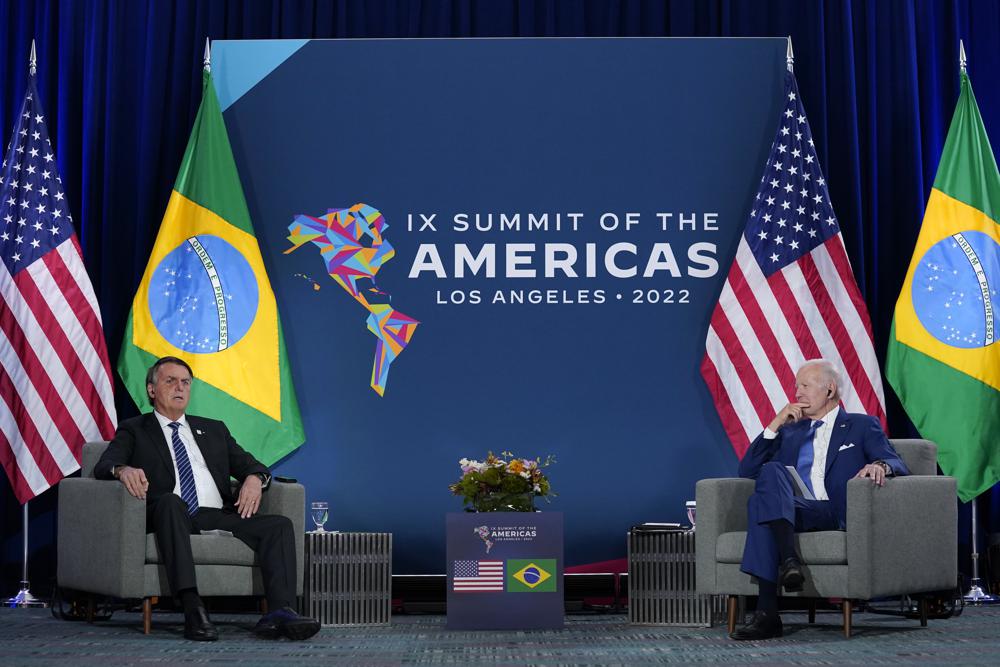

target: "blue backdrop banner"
[214,37,786,573]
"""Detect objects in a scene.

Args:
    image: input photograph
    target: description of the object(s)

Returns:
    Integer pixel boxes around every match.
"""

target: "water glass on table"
[310,501,329,533]
[685,500,696,530]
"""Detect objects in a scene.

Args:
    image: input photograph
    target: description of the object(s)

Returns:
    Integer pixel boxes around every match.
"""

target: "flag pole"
[956,39,996,606]
[4,38,49,612]
[964,497,997,604]
[5,503,47,608]
[786,35,794,73]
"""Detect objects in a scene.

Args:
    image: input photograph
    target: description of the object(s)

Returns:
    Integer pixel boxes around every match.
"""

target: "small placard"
[446,512,564,630]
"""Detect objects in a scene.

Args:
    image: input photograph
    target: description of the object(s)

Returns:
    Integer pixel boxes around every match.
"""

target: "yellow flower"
[507,459,526,474]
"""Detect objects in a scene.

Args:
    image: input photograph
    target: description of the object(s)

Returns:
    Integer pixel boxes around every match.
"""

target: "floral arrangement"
[449,451,555,512]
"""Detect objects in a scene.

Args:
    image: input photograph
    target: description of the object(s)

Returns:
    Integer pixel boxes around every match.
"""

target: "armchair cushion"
[145,534,258,566]
[716,530,847,565]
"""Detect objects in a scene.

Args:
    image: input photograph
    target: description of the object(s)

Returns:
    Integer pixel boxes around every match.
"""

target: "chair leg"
[142,598,152,635]
[919,596,928,627]
[86,596,95,623]
[808,599,816,624]
[259,597,269,614]
[727,595,738,634]
[842,600,852,638]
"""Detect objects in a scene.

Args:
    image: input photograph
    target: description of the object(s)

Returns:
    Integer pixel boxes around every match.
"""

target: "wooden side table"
[302,531,392,626]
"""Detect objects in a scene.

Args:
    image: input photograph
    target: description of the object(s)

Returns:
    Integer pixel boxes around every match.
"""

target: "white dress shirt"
[153,411,224,510]
[762,406,840,501]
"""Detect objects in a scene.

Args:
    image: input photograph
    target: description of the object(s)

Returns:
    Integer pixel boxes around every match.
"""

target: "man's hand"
[767,402,808,432]
[855,462,888,487]
[118,466,149,499]
[235,475,263,518]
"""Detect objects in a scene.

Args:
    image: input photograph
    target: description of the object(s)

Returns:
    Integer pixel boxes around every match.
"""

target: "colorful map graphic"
[285,203,418,395]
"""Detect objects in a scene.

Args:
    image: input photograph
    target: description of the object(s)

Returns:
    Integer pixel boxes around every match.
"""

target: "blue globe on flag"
[522,566,542,585]
[911,230,999,349]
[148,235,259,353]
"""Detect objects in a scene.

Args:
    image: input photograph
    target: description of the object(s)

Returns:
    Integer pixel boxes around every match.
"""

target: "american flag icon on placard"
[452,560,504,592]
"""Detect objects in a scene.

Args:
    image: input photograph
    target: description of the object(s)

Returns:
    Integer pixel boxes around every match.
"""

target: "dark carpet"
[3,607,999,666]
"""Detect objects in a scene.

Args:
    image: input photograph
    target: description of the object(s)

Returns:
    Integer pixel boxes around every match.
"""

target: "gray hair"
[799,359,842,397]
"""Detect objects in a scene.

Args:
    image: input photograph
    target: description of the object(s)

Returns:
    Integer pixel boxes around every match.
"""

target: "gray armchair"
[695,439,957,637]
[57,441,305,634]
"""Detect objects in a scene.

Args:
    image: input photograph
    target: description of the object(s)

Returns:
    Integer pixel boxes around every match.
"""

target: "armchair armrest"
[846,475,957,599]
[57,477,147,598]
[695,478,754,594]
[260,481,306,595]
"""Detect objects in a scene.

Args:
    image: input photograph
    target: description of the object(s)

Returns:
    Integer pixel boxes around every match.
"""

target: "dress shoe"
[253,613,281,640]
[779,557,805,592]
[254,607,320,640]
[183,605,218,641]
[730,610,783,640]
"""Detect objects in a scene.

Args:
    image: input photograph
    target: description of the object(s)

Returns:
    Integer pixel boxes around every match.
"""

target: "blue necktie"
[795,420,823,497]
[168,422,200,516]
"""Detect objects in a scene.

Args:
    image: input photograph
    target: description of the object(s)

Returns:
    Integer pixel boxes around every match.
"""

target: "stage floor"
[4,607,999,666]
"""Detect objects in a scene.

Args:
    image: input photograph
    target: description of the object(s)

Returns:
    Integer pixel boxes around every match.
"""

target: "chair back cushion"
[81,441,110,478]
[889,439,938,476]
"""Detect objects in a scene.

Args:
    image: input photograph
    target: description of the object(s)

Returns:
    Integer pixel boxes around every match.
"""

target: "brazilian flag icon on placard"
[507,560,557,592]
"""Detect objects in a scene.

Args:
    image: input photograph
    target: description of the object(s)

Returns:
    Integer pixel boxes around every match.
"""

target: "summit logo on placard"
[474,524,539,553]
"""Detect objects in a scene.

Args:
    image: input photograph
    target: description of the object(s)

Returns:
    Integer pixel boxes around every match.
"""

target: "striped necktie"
[168,422,199,516]
[795,420,823,497]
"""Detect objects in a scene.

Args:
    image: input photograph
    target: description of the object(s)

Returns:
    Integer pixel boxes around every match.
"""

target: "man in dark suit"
[730,359,909,640]
[95,356,319,642]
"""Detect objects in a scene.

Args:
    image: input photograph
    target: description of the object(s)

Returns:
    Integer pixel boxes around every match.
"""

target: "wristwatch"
[112,465,125,479]
[874,460,892,476]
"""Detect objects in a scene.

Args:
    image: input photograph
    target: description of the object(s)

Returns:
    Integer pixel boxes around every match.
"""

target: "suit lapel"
[825,410,851,475]
[144,413,176,482]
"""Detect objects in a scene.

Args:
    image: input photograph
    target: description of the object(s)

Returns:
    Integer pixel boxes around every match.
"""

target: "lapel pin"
[196,429,204,436]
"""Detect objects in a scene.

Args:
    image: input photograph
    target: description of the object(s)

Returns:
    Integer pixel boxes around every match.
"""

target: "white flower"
[533,484,541,493]
[519,471,530,479]
[460,458,487,473]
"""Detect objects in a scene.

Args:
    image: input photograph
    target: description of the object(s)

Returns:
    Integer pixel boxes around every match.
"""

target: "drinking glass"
[685,500,697,530]
[310,501,329,532]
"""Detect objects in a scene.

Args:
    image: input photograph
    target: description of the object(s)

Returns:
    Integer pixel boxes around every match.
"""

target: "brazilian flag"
[507,559,557,592]
[118,68,304,464]
[886,71,1000,501]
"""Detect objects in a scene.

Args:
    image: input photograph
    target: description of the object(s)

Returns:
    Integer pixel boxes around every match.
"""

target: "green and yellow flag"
[886,71,1000,501]
[118,69,304,464]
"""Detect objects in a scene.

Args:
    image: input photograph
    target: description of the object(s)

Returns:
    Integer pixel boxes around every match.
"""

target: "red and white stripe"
[702,234,886,458]
[0,237,117,502]
[453,561,504,591]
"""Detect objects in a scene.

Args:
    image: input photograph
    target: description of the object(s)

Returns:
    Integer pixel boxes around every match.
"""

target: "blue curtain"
[2,0,998,595]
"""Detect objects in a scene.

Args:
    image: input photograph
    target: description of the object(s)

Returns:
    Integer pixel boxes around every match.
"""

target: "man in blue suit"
[730,359,909,640]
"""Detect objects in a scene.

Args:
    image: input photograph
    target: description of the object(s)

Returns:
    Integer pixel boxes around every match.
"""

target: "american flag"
[0,76,117,502]
[452,560,504,592]
[701,69,886,458]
